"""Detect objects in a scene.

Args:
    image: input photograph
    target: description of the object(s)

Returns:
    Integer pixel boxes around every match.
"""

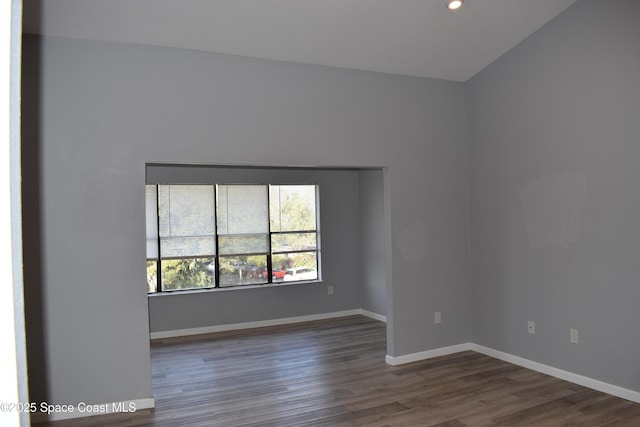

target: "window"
[146,184,320,293]
[270,185,319,282]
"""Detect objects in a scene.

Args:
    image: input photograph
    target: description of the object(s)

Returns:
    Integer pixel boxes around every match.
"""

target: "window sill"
[148,279,324,297]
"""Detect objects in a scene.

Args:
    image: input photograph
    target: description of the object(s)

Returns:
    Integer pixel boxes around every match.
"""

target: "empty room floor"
[42,315,640,426]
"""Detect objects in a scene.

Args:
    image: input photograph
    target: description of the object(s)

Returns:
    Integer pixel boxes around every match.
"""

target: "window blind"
[217,185,269,255]
[145,185,158,259]
[158,185,216,258]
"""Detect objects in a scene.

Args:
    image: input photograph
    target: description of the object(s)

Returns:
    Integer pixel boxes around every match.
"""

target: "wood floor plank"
[39,315,640,426]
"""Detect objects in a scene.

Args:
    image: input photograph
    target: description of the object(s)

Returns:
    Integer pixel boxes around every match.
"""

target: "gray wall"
[146,165,362,332]
[359,169,387,316]
[22,35,469,406]
[468,0,640,392]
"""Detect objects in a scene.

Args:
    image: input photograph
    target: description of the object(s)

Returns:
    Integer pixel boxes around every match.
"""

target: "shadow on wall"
[22,0,50,405]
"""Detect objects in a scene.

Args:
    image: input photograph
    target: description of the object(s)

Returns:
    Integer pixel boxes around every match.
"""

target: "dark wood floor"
[42,315,640,426]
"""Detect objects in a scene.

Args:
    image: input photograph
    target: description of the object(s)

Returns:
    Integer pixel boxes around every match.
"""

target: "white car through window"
[283,267,317,282]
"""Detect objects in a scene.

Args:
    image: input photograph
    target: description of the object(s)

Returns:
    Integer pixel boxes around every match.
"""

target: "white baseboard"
[385,342,640,404]
[470,344,640,404]
[385,343,472,366]
[360,309,387,323]
[31,397,155,423]
[150,309,386,339]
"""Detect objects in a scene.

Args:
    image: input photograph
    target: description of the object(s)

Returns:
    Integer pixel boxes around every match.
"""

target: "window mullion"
[214,185,220,288]
[266,185,273,284]
[155,184,163,292]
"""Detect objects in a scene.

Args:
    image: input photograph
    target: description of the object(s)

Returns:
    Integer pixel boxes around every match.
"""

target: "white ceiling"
[23,0,579,82]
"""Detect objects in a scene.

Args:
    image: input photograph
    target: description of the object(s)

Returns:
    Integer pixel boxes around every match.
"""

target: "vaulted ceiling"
[23,0,579,82]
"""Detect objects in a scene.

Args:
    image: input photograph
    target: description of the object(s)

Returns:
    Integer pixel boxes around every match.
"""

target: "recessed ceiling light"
[447,0,463,10]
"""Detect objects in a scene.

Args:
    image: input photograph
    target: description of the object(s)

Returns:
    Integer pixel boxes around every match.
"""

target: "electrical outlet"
[327,286,334,295]
[434,312,442,324]
[570,328,579,344]
[527,320,535,334]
